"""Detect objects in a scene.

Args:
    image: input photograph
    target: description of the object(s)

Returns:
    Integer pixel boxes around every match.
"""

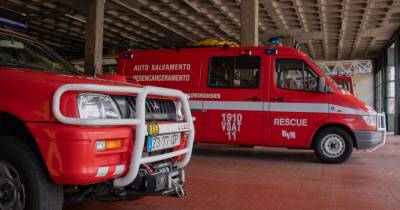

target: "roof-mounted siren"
[0,15,27,32]
[122,52,134,59]
[265,37,281,55]
[239,49,253,56]
[267,37,282,46]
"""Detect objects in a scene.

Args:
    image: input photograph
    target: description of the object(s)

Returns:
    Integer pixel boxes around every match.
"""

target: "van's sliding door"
[200,50,266,146]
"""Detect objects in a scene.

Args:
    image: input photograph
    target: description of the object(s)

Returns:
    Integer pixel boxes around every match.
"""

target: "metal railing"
[53,84,195,187]
[366,112,386,152]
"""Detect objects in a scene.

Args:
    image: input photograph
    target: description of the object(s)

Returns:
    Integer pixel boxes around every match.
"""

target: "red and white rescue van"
[117,45,386,163]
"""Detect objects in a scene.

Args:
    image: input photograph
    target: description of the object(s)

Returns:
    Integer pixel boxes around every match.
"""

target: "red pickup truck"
[0,29,194,210]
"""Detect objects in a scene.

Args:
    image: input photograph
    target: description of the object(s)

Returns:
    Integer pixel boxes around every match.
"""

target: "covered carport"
[1,0,400,209]
[3,0,399,114]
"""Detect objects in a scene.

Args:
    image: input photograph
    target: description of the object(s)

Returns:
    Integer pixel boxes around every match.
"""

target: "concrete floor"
[64,134,400,210]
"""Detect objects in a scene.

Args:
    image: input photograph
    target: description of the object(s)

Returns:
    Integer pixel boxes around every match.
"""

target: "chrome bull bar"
[366,112,386,152]
[52,84,195,187]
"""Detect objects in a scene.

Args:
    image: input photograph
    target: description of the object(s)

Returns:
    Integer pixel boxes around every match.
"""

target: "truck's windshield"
[0,31,81,74]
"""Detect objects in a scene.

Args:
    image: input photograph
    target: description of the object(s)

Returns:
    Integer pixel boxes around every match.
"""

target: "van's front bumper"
[355,112,386,152]
[354,130,385,150]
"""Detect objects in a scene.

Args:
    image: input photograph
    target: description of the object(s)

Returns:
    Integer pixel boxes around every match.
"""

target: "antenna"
[294,41,300,50]
[128,40,135,50]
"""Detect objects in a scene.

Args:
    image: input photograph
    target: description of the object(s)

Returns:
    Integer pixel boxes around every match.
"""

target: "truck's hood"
[2,67,142,88]
[0,67,143,122]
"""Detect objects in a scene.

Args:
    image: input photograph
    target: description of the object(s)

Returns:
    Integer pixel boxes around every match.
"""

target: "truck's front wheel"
[0,137,63,210]
[314,127,353,164]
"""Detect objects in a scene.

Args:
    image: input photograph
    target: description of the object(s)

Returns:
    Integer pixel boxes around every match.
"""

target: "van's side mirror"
[318,77,328,93]
[318,77,334,93]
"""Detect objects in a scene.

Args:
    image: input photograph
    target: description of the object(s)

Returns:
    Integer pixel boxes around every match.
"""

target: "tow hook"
[171,179,186,199]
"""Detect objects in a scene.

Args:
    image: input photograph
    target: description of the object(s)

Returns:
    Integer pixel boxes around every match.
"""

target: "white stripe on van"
[269,102,329,113]
[189,100,203,110]
[189,100,372,116]
[203,101,263,111]
[329,104,372,115]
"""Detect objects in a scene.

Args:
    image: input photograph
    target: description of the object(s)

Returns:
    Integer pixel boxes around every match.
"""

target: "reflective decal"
[133,64,191,71]
[221,113,242,141]
[147,122,160,136]
[188,93,221,99]
[273,118,308,127]
[132,74,190,82]
[189,100,373,115]
[282,130,296,140]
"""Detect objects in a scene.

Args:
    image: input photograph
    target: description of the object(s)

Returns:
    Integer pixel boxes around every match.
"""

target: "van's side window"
[209,56,260,88]
[275,59,318,91]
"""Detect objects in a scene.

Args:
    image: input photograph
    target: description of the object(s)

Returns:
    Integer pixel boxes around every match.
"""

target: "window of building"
[275,59,318,91]
[374,65,384,112]
[385,42,396,131]
[208,56,260,88]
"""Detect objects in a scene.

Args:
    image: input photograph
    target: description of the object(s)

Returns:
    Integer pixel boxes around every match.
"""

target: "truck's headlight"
[174,100,184,121]
[77,93,121,119]
[362,115,377,128]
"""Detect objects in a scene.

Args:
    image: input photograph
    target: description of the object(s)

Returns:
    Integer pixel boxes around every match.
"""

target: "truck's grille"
[112,95,178,121]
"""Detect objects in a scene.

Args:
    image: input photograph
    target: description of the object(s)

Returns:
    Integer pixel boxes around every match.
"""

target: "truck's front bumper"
[27,122,133,185]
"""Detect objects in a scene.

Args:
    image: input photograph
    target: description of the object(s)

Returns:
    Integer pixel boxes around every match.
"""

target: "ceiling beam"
[110,0,194,42]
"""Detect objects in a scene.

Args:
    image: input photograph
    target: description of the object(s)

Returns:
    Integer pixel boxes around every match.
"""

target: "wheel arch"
[311,123,356,149]
[0,112,50,175]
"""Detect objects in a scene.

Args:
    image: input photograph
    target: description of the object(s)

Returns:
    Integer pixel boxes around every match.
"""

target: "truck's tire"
[0,136,63,210]
[313,127,353,164]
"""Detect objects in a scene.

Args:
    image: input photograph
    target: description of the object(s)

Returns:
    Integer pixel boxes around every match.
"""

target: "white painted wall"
[352,73,374,107]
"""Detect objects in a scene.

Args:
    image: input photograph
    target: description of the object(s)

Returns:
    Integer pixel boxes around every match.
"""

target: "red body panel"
[26,123,132,184]
[332,75,354,94]
[117,46,375,149]
[0,29,149,185]
[0,67,142,184]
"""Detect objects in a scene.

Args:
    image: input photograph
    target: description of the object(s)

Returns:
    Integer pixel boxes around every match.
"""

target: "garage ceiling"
[1,0,400,60]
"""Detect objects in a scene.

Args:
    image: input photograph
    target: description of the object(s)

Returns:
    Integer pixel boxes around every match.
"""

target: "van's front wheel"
[314,127,353,163]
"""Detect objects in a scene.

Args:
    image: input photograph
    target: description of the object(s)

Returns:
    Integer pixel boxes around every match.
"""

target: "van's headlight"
[174,100,184,121]
[77,93,121,119]
[362,115,377,128]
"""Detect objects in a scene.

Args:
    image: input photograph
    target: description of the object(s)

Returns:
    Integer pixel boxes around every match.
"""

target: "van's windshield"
[0,31,81,74]
[307,56,339,88]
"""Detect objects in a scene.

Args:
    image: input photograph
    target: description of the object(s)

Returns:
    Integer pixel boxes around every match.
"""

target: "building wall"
[352,73,374,107]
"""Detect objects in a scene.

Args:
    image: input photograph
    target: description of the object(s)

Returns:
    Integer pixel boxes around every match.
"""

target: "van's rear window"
[208,56,260,89]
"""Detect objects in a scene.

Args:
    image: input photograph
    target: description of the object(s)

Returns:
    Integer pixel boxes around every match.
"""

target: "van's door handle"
[270,97,284,102]
[248,96,261,101]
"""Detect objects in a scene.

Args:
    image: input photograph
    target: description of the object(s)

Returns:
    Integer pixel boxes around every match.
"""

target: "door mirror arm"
[318,77,334,93]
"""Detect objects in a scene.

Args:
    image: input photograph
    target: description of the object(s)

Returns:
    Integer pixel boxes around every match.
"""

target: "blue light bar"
[268,37,281,45]
[266,49,278,55]
[0,15,28,32]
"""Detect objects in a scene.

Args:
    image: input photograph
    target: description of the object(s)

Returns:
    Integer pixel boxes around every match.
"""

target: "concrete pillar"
[394,32,400,134]
[240,0,259,46]
[84,0,105,75]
